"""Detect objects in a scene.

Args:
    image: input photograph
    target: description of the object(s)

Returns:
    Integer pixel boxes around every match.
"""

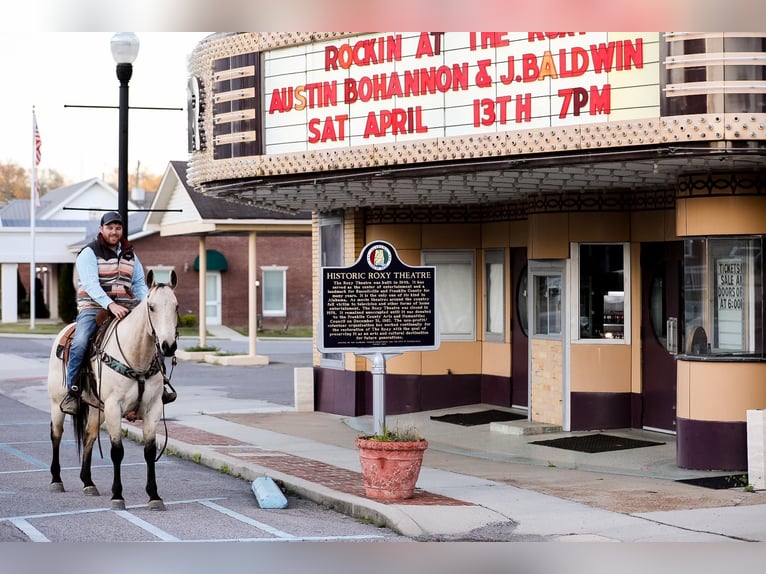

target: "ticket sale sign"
[263,32,660,153]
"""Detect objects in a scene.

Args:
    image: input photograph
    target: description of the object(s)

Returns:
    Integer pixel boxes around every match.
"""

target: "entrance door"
[510,247,529,408]
[205,272,222,326]
[640,242,683,432]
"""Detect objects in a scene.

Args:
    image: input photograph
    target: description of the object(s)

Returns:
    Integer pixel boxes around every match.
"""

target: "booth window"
[533,274,562,336]
[423,250,476,341]
[576,244,628,341]
[484,249,505,342]
[683,236,764,356]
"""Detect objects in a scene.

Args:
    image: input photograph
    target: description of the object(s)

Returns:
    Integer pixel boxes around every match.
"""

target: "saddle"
[55,311,114,400]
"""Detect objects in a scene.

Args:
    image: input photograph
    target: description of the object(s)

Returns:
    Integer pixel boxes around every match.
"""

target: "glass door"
[205,271,222,325]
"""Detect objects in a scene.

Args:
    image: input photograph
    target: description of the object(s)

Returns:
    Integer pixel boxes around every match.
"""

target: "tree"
[0,161,29,203]
[104,165,164,194]
[0,160,68,205]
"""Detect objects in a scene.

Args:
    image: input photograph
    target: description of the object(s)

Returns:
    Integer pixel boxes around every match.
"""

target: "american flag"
[33,111,41,207]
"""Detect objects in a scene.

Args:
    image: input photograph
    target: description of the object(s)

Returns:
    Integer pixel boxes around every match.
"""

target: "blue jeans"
[65,308,100,391]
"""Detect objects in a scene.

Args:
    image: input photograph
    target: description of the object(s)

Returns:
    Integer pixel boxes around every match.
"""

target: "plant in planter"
[356,424,428,501]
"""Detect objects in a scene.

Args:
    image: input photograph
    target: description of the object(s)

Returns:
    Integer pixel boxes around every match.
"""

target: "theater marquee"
[263,32,660,153]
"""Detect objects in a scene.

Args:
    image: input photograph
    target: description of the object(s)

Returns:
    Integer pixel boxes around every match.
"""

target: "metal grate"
[531,433,664,453]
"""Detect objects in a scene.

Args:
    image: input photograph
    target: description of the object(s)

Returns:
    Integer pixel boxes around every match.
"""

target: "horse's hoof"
[83,485,100,496]
[148,499,166,511]
[111,499,126,510]
[50,482,65,493]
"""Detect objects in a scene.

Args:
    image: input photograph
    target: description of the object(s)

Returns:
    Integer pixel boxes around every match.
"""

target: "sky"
[0,32,210,184]
[0,1,759,188]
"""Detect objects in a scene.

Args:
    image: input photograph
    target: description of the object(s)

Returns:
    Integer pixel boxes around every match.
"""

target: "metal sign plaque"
[318,240,439,353]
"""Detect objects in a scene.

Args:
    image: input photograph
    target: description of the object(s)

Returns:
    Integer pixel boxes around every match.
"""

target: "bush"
[58,263,77,323]
[179,313,198,328]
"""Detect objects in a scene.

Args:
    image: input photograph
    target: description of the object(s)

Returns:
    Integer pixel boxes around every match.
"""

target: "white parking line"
[2,497,385,542]
[112,510,180,541]
[8,518,49,542]
[198,499,296,539]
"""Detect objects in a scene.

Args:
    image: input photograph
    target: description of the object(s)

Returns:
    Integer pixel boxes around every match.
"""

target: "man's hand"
[108,302,130,320]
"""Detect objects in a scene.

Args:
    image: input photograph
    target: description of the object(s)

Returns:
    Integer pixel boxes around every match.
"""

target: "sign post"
[318,241,439,434]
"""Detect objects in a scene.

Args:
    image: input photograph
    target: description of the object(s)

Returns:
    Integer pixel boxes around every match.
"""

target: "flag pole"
[30,107,40,330]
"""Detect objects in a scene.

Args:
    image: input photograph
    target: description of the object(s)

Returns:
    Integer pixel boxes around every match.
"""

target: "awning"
[193,249,228,271]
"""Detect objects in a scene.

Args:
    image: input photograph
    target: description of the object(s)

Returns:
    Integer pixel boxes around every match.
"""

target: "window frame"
[146,266,175,285]
[422,249,476,342]
[571,242,631,345]
[261,265,287,318]
[683,236,763,357]
[318,213,344,368]
[484,248,505,342]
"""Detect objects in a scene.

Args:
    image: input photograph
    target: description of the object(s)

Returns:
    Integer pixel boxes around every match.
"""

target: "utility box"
[747,409,766,490]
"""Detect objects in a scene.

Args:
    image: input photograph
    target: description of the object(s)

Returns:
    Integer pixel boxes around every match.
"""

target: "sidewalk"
[124,401,766,542]
[2,336,765,542]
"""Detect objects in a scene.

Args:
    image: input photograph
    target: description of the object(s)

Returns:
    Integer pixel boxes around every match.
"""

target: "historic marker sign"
[318,241,439,353]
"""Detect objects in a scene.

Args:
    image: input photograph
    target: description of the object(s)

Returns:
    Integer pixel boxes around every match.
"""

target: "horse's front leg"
[143,438,165,510]
[80,407,101,496]
[109,438,125,509]
[103,402,126,509]
[142,396,166,511]
[49,415,65,492]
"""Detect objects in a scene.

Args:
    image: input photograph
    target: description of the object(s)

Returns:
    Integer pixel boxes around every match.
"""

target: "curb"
[120,421,426,537]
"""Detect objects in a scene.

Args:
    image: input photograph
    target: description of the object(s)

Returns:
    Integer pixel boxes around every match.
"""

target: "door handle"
[666,317,678,355]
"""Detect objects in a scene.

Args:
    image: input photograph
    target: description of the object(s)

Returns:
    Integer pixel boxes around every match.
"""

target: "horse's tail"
[71,403,88,458]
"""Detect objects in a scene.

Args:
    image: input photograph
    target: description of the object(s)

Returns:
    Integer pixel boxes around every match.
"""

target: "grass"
[232,326,313,338]
[0,321,311,338]
[0,321,65,335]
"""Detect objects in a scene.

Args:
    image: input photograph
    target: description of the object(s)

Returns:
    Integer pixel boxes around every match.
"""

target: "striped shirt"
[75,235,148,311]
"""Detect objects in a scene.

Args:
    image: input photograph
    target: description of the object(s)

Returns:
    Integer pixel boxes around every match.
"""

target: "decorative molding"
[676,171,766,198]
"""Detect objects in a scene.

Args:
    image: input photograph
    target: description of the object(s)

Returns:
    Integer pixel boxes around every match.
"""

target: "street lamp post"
[110,32,140,237]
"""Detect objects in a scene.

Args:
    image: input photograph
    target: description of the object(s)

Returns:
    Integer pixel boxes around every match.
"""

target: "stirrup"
[59,391,80,416]
[162,381,177,404]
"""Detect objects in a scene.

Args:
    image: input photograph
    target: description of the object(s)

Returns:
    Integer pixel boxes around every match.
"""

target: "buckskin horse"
[47,270,179,510]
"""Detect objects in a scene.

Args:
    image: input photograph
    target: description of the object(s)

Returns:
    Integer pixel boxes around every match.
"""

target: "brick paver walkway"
[132,420,472,507]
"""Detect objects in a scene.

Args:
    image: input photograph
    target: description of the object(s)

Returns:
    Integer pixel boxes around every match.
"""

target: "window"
[484,249,505,341]
[261,266,286,317]
[319,214,344,366]
[684,237,764,356]
[422,250,475,341]
[147,266,175,285]
[575,244,629,342]
[533,274,562,336]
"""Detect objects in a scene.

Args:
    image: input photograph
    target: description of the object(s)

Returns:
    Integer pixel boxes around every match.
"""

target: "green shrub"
[58,263,77,323]
[179,313,198,328]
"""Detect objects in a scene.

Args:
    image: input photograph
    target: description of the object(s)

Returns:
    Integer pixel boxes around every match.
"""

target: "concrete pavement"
[2,332,766,542]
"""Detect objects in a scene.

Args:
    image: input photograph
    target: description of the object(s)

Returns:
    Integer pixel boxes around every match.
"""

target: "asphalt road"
[0,335,408,543]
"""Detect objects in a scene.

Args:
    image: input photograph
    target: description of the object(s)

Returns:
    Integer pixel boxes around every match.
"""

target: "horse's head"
[145,270,179,357]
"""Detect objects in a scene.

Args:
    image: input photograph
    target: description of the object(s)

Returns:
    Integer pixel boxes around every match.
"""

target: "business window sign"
[318,241,439,353]
[263,32,660,153]
[716,258,744,350]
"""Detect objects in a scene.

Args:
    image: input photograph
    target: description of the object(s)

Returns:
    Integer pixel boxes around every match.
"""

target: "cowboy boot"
[162,379,177,404]
[59,386,81,416]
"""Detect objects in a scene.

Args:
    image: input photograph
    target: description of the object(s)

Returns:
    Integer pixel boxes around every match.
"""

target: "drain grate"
[675,474,749,490]
[430,409,526,427]
[531,433,664,453]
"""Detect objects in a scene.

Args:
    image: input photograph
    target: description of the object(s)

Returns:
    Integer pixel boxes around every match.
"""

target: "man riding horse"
[60,211,175,415]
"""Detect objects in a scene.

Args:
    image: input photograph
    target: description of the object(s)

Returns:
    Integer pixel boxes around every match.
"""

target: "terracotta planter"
[356,437,428,500]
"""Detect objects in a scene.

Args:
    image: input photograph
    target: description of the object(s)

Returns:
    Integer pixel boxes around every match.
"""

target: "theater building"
[186,32,766,471]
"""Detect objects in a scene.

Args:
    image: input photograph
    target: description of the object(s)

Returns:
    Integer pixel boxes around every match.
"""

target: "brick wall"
[134,233,312,329]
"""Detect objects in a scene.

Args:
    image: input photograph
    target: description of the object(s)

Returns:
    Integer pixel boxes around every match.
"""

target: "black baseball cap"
[100,211,123,226]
